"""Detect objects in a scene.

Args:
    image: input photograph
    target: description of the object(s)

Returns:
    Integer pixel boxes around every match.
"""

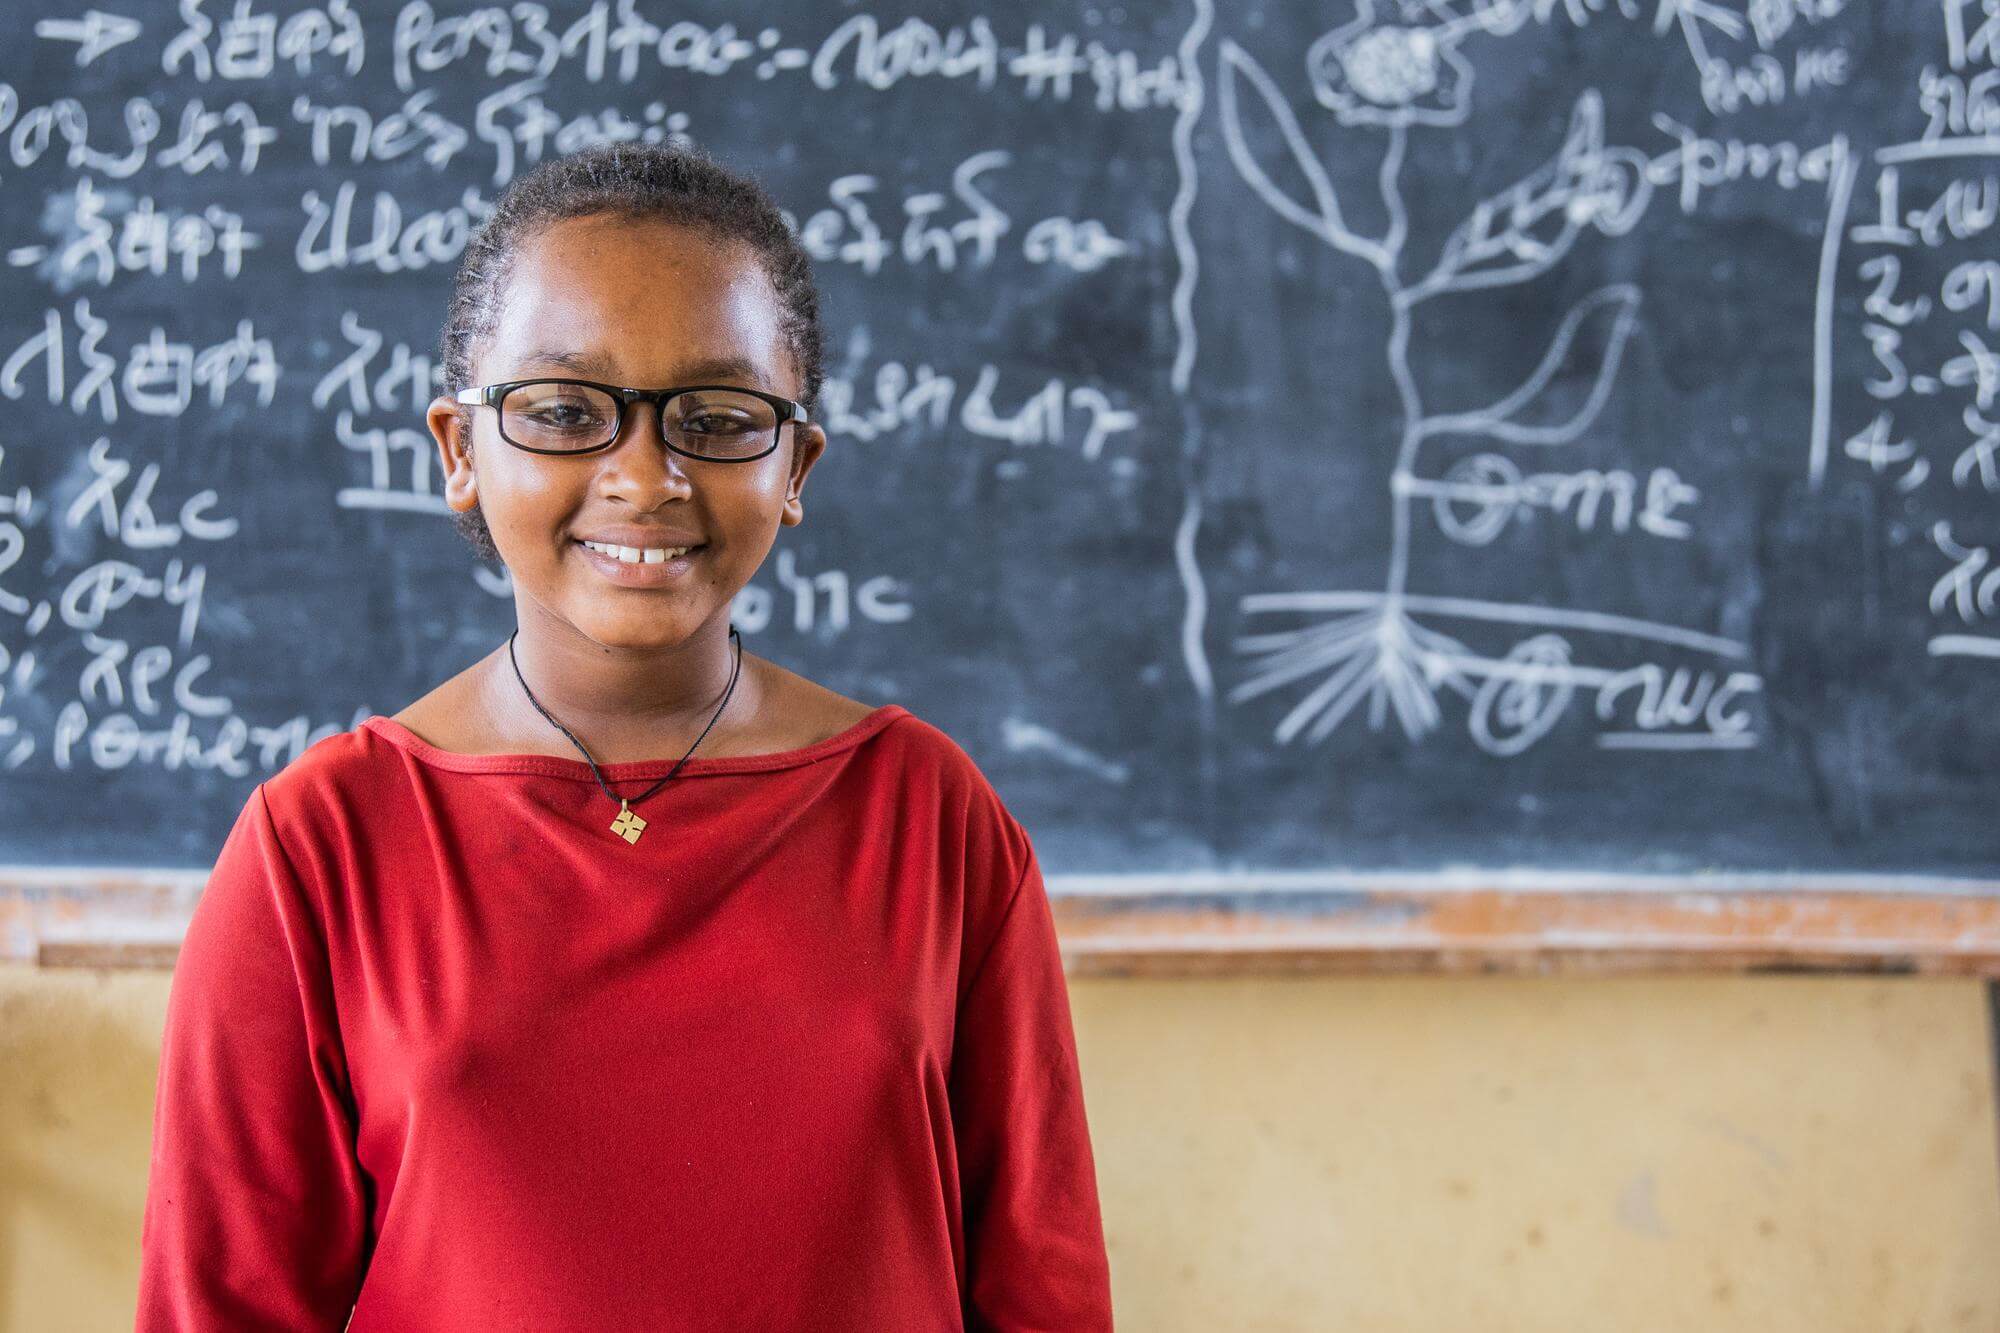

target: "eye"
[525,396,608,427]
[682,410,757,435]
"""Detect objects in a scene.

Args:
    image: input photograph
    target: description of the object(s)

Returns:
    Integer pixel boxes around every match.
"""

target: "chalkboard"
[1,1,1997,967]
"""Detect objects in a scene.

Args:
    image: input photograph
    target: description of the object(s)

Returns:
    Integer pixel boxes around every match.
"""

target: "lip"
[573,539,705,587]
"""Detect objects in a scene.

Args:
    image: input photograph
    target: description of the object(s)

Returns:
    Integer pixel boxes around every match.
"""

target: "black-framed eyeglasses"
[454,377,810,462]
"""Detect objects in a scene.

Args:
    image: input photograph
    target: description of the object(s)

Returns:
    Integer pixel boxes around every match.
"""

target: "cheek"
[708,464,794,520]
[474,469,589,572]
[480,448,574,518]
[743,468,794,506]
[744,452,804,504]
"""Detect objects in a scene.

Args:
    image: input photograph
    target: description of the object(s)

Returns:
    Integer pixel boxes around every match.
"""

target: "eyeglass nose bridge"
[604,385,679,453]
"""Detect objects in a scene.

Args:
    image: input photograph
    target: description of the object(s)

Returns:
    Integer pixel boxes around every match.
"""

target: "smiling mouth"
[575,539,706,565]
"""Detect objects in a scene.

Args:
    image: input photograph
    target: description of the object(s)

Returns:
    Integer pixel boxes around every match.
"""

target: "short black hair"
[438,141,825,561]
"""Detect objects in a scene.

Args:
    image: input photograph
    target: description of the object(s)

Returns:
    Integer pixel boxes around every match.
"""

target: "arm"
[949,843,1114,1331]
[135,784,372,1330]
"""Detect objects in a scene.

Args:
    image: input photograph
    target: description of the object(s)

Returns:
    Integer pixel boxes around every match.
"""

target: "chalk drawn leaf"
[1406,92,1652,303]
[1421,284,1643,446]
[1217,39,1389,268]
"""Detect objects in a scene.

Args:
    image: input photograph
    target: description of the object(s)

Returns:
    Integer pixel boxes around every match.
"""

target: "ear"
[428,394,479,514]
[779,423,828,528]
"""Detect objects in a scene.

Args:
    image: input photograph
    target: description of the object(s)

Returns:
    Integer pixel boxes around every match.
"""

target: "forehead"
[480,215,789,385]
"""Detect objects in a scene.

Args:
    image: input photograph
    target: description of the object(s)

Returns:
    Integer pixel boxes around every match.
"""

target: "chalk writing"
[0,302,279,422]
[730,549,914,637]
[820,356,1139,462]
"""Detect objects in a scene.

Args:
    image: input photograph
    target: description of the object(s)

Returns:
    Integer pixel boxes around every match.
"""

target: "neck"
[492,605,753,764]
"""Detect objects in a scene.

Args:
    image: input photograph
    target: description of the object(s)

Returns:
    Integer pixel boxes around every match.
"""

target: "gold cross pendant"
[609,799,647,845]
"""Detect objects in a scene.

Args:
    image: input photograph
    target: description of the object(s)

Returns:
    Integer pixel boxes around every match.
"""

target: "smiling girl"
[136,143,1113,1331]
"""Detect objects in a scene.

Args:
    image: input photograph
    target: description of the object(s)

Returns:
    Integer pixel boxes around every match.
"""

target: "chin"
[570,608,711,652]
[527,546,731,649]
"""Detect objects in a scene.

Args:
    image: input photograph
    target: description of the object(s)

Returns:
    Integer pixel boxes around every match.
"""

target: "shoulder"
[191,723,395,924]
[869,714,1043,974]
[870,708,999,797]
[861,708,1036,878]
[253,716,407,844]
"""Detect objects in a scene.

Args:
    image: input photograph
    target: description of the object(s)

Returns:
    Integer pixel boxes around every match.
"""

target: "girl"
[135,143,1113,1331]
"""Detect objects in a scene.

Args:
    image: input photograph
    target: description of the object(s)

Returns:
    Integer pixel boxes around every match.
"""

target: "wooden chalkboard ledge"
[2,867,205,971]
[6,869,1999,975]
[1047,878,2000,977]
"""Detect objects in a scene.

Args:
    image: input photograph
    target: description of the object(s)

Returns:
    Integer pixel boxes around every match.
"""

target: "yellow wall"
[3,963,1997,1331]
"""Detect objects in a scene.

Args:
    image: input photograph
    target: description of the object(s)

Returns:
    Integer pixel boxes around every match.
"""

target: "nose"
[595,400,693,508]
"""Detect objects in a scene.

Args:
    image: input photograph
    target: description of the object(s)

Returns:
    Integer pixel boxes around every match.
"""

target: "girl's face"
[428,215,826,653]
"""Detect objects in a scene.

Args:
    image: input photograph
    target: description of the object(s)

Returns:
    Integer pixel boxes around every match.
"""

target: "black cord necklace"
[506,625,743,846]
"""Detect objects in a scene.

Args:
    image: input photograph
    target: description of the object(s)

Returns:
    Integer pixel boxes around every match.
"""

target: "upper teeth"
[581,540,693,564]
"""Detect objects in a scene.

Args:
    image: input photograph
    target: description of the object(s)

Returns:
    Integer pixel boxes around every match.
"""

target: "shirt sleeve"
[949,837,1115,1331]
[135,783,372,1330]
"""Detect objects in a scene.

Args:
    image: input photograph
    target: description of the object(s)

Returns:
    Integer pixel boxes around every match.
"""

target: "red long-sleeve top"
[135,704,1112,1331]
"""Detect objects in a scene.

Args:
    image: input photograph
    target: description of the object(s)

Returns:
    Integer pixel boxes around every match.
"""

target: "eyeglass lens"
[499,382,780,459]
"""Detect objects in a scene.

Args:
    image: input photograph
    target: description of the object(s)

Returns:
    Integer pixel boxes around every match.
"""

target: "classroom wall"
[2,963,1996,1332]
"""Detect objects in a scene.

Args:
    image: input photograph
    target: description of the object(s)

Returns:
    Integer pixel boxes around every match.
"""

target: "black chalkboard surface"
[1,1,1995,896]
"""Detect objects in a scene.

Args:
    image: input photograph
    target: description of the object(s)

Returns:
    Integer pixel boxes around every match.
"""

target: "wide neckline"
[360,704,910,780]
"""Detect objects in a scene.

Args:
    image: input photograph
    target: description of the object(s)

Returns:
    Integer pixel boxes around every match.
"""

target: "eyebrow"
[514,351,768,385]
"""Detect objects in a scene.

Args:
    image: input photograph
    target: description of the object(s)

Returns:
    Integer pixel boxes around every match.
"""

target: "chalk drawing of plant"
[1214,1,1680,750]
